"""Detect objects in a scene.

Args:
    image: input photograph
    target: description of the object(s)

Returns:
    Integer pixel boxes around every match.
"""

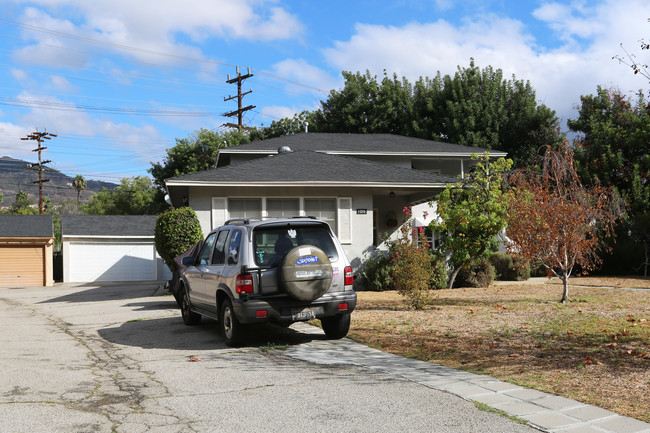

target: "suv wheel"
[321,313,351,339]
[221,298,244,346]
[180,286,201,326]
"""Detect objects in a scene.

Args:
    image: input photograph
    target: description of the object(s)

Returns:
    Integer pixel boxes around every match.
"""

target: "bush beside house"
[154,207,203,273]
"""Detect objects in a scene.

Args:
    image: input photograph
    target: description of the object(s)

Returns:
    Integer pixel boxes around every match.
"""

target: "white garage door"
[68,242,156,282]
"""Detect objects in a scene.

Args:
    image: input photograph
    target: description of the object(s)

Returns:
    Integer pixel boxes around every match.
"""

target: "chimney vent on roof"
[278,146,292,154]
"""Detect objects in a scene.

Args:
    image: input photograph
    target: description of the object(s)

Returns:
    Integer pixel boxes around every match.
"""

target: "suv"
[179,217,357,346]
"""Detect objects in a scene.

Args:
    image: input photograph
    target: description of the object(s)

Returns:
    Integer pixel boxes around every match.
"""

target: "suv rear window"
[253,224,339,267]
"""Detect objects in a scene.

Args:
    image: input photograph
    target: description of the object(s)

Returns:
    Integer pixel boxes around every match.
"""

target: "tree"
[569,87,650,213]
[440,60,561,166]
[310,70,417,135]
[569,87,650,274]
[9,190,37,215]
[83,176,163,215]
[72,175,87,202]
[613,18,650,89]
[149,128,251,191]
[506,142,623,303]
[298,62,561,167]
[431,153,513,289]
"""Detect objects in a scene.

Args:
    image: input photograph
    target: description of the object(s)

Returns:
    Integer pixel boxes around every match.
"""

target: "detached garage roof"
[0,215,53,238]
[61,215,157,238]
[167,150,458,186]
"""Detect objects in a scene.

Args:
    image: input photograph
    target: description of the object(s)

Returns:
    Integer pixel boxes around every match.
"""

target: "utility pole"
[21,128,56,214]
[223,66,256,129]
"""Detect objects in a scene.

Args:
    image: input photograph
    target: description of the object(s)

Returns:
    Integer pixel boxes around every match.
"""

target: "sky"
[0,0,649,184]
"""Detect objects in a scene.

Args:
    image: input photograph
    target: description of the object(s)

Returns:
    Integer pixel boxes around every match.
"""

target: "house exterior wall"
[187,186,375,269]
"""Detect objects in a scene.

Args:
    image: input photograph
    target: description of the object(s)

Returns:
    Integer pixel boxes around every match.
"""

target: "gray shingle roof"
[167,150,458,185]
[219,133,504,155]
[0,215,53,238]
[61,215,157,237]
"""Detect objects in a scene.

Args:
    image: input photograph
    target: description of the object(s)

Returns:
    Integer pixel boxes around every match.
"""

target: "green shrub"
[456,257,495,288]
[155,207,203,272]
[490,252,531,281]
[392,240,433,308]
[358,252,394,291]
[429,253,448,289]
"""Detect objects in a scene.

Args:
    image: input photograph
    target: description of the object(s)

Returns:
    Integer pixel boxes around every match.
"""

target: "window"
[211,230,229,265]
[198,232,217,265]
[252,224,338,267]
[267,198,299,217]
[305,199,336,233]
[229,198,262,219]
[227,229,242,265]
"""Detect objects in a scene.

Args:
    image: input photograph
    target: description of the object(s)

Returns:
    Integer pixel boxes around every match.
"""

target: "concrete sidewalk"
[287,323,650,433]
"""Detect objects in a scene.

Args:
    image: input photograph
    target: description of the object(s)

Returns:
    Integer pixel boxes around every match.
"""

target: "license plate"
[291,307,316,321]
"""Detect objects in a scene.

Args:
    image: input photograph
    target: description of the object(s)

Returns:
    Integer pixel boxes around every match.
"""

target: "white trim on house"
[211,196,354,245]
[168,181,450,188]
[220,150,508,158]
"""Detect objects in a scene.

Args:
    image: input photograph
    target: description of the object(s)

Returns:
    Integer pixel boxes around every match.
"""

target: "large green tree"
[83,176,163,215]
[568,86,650,275]
[440,61,560,166]
[293,62,560,167]
[431,153,513,289]
[569,86,650,213]
[149,128,251,190]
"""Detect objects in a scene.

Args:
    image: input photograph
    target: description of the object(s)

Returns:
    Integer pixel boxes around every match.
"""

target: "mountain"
[0,156,117,206]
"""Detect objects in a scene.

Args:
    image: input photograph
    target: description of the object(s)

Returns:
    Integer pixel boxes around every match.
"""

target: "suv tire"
[280,245,333,301]
[180,286,201,326]
[321,313,351,339]
[221,298,244,346]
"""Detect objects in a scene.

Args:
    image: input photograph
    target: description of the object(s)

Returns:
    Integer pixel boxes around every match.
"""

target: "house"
[164,133,507,268]
[0,214,54,287]
[61,215,171,282]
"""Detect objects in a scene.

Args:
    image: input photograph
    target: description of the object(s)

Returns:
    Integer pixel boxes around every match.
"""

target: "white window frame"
[212,196,352,244]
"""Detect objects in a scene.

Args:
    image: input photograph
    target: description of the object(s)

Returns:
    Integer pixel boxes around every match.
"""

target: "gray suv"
[179,217,357,346]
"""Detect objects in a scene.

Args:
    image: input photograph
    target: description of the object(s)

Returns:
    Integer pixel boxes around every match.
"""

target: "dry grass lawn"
[347,278,649,422]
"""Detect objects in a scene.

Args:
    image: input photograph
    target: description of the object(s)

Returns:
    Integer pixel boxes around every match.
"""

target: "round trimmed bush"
[155,207,203,273]
[456,257,496,288]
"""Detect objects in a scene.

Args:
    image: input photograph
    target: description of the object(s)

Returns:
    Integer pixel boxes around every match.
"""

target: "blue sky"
[0,0,649,183]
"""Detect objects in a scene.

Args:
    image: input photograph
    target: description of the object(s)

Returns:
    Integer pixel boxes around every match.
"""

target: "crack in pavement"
[1,297,199,433]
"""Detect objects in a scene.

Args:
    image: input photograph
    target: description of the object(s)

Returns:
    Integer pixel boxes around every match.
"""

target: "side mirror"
[182,256,195,266]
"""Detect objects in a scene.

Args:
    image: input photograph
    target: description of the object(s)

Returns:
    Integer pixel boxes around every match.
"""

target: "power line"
[0,18,328,94]
[0,96,212,116]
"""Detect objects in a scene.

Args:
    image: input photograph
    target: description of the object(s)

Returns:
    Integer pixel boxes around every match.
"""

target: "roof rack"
[224,215,317,225]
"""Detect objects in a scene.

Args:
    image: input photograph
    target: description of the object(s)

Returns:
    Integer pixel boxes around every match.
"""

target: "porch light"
[389,191,395,198]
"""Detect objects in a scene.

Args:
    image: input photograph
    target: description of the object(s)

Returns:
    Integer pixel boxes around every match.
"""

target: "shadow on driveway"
[39,281,165,304]
[98,315,326,351]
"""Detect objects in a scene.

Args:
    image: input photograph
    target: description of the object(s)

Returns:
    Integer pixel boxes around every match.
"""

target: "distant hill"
[0,156,117,206]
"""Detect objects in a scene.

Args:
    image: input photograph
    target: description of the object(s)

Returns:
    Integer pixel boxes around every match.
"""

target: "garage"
[62,215,171,283]
[0,215,54,287]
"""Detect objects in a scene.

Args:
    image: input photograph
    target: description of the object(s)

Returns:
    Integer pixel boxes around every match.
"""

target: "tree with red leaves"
[506,142,623,303]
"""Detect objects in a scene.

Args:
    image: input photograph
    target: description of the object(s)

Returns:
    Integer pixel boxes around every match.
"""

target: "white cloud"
[321,0,650,127]
[12,0,304,69]
[270,58,341,95]
[50,75,77,92]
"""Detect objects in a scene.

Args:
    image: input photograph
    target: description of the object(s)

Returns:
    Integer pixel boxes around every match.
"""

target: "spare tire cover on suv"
[280,245,332,301]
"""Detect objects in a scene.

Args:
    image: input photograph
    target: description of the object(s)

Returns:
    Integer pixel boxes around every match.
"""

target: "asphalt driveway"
[0,282,536,433]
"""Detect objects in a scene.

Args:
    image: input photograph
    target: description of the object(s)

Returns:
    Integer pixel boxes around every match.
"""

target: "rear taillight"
[236,273,254,294]
[344,266,354,286]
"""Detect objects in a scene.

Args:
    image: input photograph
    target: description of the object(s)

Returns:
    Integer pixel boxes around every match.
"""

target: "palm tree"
[72,175,87,202]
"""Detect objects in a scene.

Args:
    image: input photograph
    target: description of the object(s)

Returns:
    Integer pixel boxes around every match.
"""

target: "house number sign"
[356,209,367,215]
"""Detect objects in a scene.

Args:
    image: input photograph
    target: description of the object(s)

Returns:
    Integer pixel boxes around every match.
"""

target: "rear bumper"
[233,290,357,325]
